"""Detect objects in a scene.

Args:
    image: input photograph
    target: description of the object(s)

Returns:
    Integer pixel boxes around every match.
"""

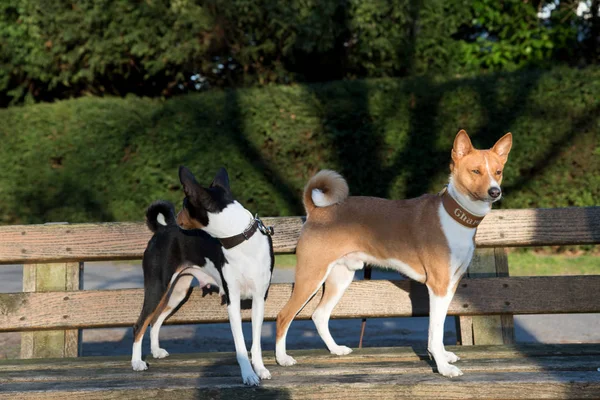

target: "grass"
[507,251,599,276]
[275,252,600,276]
[274,254,297,268]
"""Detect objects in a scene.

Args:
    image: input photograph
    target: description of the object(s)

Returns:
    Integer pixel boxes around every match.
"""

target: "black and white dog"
[131,167,274,386]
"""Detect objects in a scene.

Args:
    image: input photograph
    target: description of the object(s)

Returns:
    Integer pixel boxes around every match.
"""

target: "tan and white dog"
[275,130,512,377]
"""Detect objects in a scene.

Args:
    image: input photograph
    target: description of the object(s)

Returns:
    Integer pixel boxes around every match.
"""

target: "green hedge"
[0,66,598,224]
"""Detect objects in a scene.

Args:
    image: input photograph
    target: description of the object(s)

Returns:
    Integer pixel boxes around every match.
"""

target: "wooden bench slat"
[475,207,600,247]
[0,207,598,264]
[1,360,599,399]
[2,372,599,400]
[2,355,599,383]
[0,217,304,264]
[2,345,599,399]
[2,344,599,371]
[1,276,599,332]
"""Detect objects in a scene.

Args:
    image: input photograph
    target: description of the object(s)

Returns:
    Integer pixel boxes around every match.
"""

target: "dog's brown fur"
[275,130,512,377]
[276,191,454,340]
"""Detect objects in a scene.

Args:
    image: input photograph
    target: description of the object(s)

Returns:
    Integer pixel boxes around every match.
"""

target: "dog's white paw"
[438,363,463,378]
[330,345,353,356]
[444,351,460,363]
[242,371,261,386]
[255,367,272,380]
[276,354,297,367]
[131,359,148,371]
[152,348,169,359]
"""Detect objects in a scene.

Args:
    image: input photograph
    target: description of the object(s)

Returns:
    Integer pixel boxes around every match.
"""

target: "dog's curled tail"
[146,200,176,233]
[303,170,349,215]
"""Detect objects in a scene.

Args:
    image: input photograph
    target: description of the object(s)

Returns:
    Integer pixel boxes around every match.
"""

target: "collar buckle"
[255,214,274,236]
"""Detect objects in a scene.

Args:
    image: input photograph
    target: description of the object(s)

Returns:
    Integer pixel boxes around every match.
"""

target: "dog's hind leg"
[150,273,194,359]
[132,280,164,371]
[312,263,355,356]
[132,317,152,370]
[275,259,333,367]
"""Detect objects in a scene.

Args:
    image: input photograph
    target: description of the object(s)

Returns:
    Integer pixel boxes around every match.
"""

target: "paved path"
[0,263,598,359]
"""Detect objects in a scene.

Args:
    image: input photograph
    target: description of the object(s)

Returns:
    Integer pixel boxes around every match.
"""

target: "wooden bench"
[0,207,599,399]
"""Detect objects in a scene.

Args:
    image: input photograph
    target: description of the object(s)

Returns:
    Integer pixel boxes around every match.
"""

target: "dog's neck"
[202,201,255,239]
[446,176,492,217]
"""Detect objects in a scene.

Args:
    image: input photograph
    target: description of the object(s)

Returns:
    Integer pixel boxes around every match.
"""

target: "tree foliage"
[0,0,597,105]
[0,0,213,104]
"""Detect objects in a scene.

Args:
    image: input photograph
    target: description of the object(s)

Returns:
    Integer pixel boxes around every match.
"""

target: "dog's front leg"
[250,295,271,380]
[427,286,463,378]
[227,291,260,386]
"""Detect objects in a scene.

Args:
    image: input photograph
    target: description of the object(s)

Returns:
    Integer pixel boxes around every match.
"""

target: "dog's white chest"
[222,235,273,300]
[438,204,476,283]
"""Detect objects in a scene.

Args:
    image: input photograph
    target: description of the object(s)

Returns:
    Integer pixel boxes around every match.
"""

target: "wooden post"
[456,248,515,345]
[21,262,83,358]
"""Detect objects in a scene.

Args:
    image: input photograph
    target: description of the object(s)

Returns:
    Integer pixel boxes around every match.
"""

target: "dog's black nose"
[488,187,501,198]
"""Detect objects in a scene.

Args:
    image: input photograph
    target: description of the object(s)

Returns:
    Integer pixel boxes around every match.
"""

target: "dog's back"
[142,201,225,291]
[132,201,228,371]
[135,202,225,338]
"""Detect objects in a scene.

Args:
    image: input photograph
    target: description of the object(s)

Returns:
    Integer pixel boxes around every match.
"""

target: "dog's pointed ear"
[492,132,513,163]
[452,129,473,162]
[179,166,211,206]
[210,167,230,191]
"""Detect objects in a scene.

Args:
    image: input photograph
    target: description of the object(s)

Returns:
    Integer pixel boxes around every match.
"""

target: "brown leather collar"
[439,187,485,228]
[218,216,274,249]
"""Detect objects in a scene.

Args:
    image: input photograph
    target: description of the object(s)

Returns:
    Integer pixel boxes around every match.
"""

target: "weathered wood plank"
[0,207,598,264]
[2,355,599,383]
[0,217,303,264]
[2,344,599,371]
[5,352,600,381]
[475,207,600,248]
[64,262,83,357]
[19,265,36,357]
[2,276,599,332]
[458,250,493,346]
[456,315,473,346]
[466,248,515,345]
[3,345,600,399]
[20,263,82,358]
[1,371,599,399]
[496,247,517,344]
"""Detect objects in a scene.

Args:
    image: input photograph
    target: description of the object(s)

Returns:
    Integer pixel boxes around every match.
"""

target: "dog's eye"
[472,169,481,175]
[496,170,502,176]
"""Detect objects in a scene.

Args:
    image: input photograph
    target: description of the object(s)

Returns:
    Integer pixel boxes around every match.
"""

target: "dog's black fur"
[132,200,227,343]
[133,166,239,342]
[179,166,235,227]
[132,167,275,383]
